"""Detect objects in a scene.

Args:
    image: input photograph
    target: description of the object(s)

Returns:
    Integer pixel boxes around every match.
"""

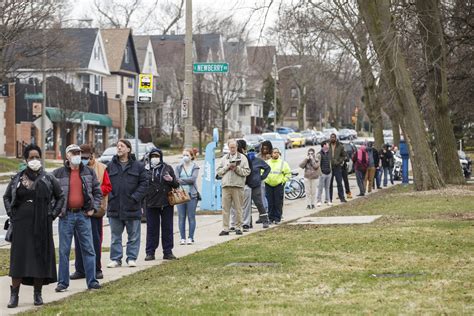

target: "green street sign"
[25,93,44,100]
[193,62,229,73]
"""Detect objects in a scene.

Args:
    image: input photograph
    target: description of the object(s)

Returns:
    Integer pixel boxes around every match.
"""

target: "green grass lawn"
[24,185,474,315]
[0,248,110,277]
[0,157,62,174]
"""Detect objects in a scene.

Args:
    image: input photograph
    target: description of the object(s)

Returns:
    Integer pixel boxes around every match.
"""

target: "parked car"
[262,132,292,149]
[339,128,354,141]
[301,130,317,145]
[243,134,264,152]
[98,146,116,164]
[287,132,305,147]
[315,131,327,144]
[276,127,295,135]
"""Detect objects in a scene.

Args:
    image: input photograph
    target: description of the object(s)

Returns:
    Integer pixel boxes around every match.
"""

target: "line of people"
[3,140,200,308]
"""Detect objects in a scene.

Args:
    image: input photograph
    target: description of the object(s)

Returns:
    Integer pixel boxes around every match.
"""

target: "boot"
[7,286,19,308]
[34,286,43,306]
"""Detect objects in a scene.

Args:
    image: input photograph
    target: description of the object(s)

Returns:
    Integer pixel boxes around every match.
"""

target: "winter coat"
[245,156,271,188]
[299,156,321,179]
[265,158,291,187]
[316,150,332,175]
[4,169,65,219]
[329,141,347,168]
[380,149,394,168]
[106,155,148,220]
[52,163,102,216]
[216,152,251,188]
[175,162,200,198]
[145,148,179,208]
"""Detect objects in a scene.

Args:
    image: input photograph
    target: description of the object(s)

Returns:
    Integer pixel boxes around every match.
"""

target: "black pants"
[329,165,345,201]
[74,217,103,274]
[265,183,284,222]
[146,206,174,256]
[251,185,269,223]
[342,165,351,194]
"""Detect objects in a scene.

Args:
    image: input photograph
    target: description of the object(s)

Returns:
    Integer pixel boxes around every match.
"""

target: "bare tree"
[357,0,444,191]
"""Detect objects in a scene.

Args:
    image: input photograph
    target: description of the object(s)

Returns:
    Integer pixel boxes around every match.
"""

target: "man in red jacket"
[70,144,112,280]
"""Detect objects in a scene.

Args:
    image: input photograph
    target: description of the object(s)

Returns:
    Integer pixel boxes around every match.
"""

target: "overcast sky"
[70,0,280,42]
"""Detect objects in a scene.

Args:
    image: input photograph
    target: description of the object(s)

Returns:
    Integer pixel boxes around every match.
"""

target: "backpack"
[357,151,368,172]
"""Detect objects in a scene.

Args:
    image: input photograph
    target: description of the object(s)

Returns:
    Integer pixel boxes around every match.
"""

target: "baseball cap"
[66,144,81,154]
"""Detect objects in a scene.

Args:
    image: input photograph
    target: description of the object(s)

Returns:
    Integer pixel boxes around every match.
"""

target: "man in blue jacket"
[246,147,271,228]
[106,139,148,268]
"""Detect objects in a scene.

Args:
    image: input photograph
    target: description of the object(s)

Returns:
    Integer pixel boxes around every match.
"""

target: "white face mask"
[70,155,81,166]
[150,157,160,166]
[182,156,191,163]
[27,159,42,171]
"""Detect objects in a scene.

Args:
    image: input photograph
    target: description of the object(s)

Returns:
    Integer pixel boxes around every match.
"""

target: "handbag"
[167,187,191,206]
[4,218,13,243]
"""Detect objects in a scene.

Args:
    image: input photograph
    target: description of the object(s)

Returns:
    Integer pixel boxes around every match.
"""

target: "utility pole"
[134,75,139,156]
[273,54,277,132]
[183,0,193,148]
[41,30,47,165]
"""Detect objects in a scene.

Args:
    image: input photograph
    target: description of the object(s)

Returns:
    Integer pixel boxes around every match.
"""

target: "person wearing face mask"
[69,144,112,281]
[316,141,332,206]
[144,147,180,260]
[3,144,64,308]
[299,148,320,209]
[106,139,148,268]
[175,148,200,245]
[264,148,291,224]
[52,144,103,293]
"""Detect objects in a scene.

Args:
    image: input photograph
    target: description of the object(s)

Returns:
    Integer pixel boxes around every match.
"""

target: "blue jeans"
[58,212,97,288]
[383,167,393,186]
[74,217,103,274]
[109,217,141,263]
[177,198,198,240]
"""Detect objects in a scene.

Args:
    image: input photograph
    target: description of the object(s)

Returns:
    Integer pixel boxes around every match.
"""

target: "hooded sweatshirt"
[145,147,179,208]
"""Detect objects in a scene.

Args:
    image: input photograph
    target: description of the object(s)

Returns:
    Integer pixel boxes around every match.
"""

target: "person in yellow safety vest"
[264,148,291,224]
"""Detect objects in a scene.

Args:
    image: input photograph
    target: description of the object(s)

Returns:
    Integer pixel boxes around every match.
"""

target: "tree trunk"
[391,116,401,148]
[415,0,465,184]
[220,111,226,152]
[358,0,444,191]
[198,130,203,155]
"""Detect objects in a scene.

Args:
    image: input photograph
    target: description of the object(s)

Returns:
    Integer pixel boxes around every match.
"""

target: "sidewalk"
[0,178,394,314]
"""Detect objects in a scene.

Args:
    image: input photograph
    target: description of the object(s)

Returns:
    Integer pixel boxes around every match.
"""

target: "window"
[82,75,90,91]
[94,44,100,60]
[94,75,100,92]
[291,87,298,99]
[127,77,134,89]
[239,104,246,116]
[290,107,297,117]
[124,45,129,64]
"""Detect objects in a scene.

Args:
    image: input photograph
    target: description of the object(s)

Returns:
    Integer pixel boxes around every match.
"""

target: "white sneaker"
[328,202,333,206]
[180,239,186,245]
[317,202,321,207]
[187,238,194,245]
[127,260,137,267]
[107,261,121,268]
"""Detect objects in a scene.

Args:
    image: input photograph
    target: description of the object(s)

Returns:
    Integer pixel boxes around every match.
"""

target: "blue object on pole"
[200,128,222,211]
[399,140,410,184]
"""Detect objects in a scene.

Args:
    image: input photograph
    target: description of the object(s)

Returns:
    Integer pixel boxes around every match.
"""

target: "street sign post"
[181,98,189,118]
[25,93,44,100]
[138,73,153,103]
[193,62,229,73]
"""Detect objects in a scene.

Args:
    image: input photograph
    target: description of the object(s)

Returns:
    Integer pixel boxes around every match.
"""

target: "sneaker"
[242,225,250,232]
[107,261,121,268]
[255,219,262,224]
[55,284,68,292]
[163,253,178,260]
[229,227,236,231]
[96,271,104,279]
[317,202,321,207]
[340,199,348,203]
[235,229,243,235]
[187,238,194,245]
[328,202,333,206]
[88,282,101,290]
[219,230,229,236]
[273,221,280,225]
[306,205,311,209]
[262,221,270,228]
[357,193,365,197]
[145,254,155,261]
[347,192,353,199]
[127,260,137,267]
[70,272,85,280]
[311,204,315,209]
[180,239,186,245]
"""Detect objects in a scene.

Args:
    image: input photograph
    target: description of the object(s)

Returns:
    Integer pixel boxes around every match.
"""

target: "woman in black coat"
[3,144,64,308]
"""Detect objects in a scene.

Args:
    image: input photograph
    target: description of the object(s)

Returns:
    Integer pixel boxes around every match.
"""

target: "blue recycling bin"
[200,128,222,211]
[399,140,410,185]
